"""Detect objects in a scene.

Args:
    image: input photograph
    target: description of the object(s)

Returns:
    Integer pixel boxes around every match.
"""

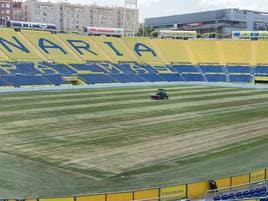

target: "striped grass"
[0,85,268,197]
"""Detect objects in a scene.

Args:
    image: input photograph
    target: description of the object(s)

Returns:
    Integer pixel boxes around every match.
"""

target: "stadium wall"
[4,168,268,201]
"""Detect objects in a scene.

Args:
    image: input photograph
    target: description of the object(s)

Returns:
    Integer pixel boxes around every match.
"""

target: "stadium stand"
[206,74,227,82]
[256,41,268,65]
[0,29,43,61]
[206,181,268,201]
[153,39,191,64]
[0,29,266,87]
[90,36,138,62]
[123,36,164,65]
[220,40,251,65]
[199,65,224,73]
[186,40,220,64]
[58,34,111,62]
[22,30,81,62]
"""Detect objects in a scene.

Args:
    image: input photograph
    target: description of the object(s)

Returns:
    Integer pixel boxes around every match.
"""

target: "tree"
[136,27,155,37]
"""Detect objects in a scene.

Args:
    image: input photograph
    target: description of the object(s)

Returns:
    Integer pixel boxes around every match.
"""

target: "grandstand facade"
[144,9,268,34]
[0,28,268,87]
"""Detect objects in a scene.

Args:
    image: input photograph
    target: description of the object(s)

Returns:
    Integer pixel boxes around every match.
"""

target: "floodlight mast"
[124,0,138,36]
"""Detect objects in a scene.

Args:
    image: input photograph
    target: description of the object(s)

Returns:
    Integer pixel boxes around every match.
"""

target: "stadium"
[0,6,268,201]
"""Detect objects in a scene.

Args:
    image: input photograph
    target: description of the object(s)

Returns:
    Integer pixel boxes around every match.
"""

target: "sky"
[48,0,268,22]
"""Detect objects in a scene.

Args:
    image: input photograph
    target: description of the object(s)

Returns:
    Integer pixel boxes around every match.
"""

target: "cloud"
[32,0,268,22]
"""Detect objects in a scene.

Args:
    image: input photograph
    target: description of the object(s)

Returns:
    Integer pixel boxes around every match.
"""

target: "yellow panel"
[250,169,265,183]
[22,30,81,62]
[187,181,209,199]
[0,29,43,61]
[90,36,138,62]
[107,192,133,201]
[40,197,74,201]
[221,40,251,65]
[266,168,268,179]
[187,40,219,64]
[160,185,186,200]
[77,194,105,201]
[134,189,159,201]
[58,34,111,62]
[123,37,164,64]
[215,177,231,189]
[257,41,268,65]
[153,39,190,63]
[231,174,250,186]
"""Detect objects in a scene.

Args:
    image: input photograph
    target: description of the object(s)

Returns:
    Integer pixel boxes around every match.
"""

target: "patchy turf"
[0,85,268,198]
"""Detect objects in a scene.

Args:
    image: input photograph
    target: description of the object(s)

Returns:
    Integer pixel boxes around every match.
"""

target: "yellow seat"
[123,36,164,65]
[154,39,191,64]
[221,40,251,65]
[90,36,138,62]
[58,34,111,62]
[187,40,220,64]
[0,29,43,61]
[256,40,268,65]
[22,30,81,62]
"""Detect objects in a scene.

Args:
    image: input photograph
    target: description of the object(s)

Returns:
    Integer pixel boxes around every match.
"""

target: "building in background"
[13,0,23,21]
[0,0,13,25]
[144,9,268,35]
[20,0,139,35]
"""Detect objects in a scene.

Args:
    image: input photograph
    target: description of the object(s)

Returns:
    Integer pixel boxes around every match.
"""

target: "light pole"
[124,0,138,36]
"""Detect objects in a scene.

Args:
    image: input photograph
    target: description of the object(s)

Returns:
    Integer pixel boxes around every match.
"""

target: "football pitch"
[0,84,268,198]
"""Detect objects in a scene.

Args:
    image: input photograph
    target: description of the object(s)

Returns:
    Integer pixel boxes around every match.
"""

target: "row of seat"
[1,29,268,65]
[213,186,268,201]
[1,62,267,75]
[0,74,69,87]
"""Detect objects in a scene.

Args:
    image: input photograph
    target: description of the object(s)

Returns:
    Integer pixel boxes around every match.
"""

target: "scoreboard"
[232,31,268,39]
[159,30,197,39]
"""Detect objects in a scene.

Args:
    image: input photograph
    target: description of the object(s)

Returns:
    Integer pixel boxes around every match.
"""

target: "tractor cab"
[151,89,169,100]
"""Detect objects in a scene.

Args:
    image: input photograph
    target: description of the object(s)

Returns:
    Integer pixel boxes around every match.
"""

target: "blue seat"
[139,73,165,82]
[172,65,198,73]
[227,66,251,73]
[44,63,77,75]
[160,74,183,82]
[200,65,224,73]
[229,75,251,83]
[43,75,70,85]
[70,63,108,73]
[111,74,145,83]
[11,62,41,75]
[256,66,268,74]
[79,74,118,84]
[206,74,227,82]
[182,74,204,81]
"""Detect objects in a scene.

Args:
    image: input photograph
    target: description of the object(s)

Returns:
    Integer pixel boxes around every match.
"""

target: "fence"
[3,167,268,201]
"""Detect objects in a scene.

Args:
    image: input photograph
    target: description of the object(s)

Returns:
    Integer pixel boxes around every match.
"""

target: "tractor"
[151,89,169,100]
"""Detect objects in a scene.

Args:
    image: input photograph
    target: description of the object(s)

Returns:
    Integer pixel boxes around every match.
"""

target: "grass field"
[0,84,268,198]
